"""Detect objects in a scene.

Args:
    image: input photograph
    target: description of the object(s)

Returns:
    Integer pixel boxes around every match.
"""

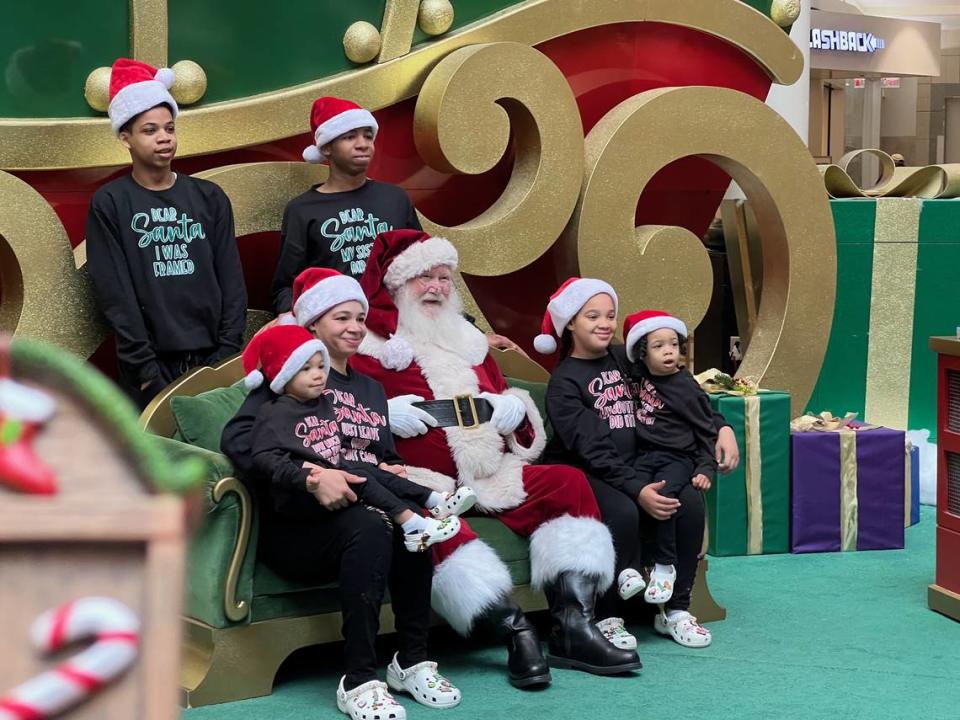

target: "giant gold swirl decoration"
[821,149,960,199]
[413,42,583,275]
[571,87,836,415]
[0,171,107,357]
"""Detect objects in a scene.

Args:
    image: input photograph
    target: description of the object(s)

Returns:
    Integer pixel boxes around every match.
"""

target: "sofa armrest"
[152,436,259,629]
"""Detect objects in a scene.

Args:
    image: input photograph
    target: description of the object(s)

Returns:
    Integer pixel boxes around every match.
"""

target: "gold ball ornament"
[343,21,382,64]
[83,66,111,112]
[418,0,454,36]
[170,60,207,105]
[771,0,801,28]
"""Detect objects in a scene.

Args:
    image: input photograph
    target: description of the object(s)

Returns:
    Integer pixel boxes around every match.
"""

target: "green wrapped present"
[704,390,791,556]
[806,197,960,439]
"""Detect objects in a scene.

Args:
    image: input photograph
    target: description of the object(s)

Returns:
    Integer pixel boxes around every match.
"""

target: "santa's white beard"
[394,285,483,354]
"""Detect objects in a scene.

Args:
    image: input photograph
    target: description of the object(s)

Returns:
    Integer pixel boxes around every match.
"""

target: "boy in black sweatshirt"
[621,310,718,605]
[244,325,475,552]
[271,96,421,312]
[85,58,247,408]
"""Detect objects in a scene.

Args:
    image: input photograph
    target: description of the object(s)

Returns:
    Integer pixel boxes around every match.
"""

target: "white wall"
[880,76,918,136]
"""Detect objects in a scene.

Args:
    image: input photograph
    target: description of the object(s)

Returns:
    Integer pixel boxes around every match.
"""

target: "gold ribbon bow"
[821,149,960,199]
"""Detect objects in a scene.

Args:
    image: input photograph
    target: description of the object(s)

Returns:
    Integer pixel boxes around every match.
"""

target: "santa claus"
[351,229,641,685]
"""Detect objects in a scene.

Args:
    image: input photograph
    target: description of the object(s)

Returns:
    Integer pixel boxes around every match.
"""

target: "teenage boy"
[270,96,421,313]
[86,58,247,408]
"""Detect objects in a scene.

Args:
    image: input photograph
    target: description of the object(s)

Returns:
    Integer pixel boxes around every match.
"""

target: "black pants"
[353,466,433,518]
[634,450,696,566]
[259,504,433,689]
[589,464,705,614]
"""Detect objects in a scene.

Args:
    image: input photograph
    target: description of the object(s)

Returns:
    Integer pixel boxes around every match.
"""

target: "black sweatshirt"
[271,180,421,312]
[545,346,727,499]
[221,365,403,479]
[631,363,719,480]
[85,174,247,385]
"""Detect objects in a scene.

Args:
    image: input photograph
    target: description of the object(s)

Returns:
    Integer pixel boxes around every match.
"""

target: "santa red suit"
[351,229,642,681]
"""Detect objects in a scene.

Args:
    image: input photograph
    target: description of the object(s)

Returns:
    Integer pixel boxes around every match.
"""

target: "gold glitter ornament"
[170,60,207,105]
[418,0,454,36]
[83,66,112,112]
[343,21,382,64]
[771,0,801,28]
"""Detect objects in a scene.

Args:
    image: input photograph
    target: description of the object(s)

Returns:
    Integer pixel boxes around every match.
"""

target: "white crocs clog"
[596,617,637,651]
[653,610,712,648]
[403,515,461,552]
[617,568,646,600]
[430,486,478,518]
[337,677,406,720]
[643,564,676,604]
[386,653,461,709]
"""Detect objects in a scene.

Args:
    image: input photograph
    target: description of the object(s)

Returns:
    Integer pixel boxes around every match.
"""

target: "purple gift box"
[791,426,906,553]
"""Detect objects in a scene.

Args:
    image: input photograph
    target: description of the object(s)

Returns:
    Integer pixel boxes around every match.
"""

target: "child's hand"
[379,462,407,477]
[692,474,712,491]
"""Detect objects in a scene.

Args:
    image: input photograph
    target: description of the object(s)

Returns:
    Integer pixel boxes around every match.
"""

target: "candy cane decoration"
[0,597,140,719]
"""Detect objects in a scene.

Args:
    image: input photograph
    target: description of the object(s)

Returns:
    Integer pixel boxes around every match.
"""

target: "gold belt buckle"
[453,394,480,430]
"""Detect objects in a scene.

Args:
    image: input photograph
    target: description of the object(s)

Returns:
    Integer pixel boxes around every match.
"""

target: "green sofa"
[145,354,724,708]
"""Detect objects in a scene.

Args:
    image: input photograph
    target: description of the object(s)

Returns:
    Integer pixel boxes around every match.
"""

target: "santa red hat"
[533,277,618,354]
[359,229,459,369]
[288,267,369,328]
[107,58,177,134]
[242,325,329,394]
[622,310,688,362]
[302,96,379,163]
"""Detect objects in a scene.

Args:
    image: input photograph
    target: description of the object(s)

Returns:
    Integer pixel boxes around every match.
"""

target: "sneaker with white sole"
[336,677,406,720]
[386,653,461,709]
[429,486,478,518]
[617,568,645,601]
[403,515,461,552]
[595,617,637,651]
[653,610,712,648]
[643,564,676,604]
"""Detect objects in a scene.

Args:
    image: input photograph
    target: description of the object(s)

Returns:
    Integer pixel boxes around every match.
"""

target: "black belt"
[413,396,494,430]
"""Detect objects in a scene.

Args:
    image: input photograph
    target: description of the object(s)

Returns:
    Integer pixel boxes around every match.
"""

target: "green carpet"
[183,508,960,719]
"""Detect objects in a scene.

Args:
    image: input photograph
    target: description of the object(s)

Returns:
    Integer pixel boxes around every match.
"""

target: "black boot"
[482,598,552,688]
[544,572,642,675]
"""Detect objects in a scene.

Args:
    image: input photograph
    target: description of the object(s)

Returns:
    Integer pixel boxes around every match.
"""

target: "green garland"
[10,336,205,494]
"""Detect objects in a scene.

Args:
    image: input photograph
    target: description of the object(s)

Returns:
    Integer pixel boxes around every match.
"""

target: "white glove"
[388,394,438,438]
[479,392,527,435]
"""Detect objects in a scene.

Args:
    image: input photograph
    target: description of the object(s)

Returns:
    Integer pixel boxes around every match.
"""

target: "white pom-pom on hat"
[302,144,324,164]
[533,334,558,355]
[381,335,414,371]
[244,369,264,390]
[154,67,175,89]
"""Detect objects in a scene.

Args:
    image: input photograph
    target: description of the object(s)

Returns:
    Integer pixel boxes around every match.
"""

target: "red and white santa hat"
[359,228,458,370]
[107,58,178,134]
[242,325,330,394]
[622,310,688,362]
[533,277,618,354]
[285,267,369,328]
[302,96,379,164]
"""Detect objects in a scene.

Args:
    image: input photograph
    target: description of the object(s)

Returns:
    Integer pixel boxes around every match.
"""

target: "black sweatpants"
[351,465,434,518]
[118,347,221,409]
[634,449,696,566]
[259,503,433,689]
[590,461,705,614]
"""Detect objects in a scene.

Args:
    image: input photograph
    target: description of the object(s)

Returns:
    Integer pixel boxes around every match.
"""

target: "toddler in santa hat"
[246,325,476,552]
[621,310,718,609]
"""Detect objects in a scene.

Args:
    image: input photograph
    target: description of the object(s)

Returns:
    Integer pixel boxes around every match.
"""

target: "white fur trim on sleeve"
[431,538,513,636]
[403,465,457,496]
[383,237,459,289]
[529,514,615,592]
[357,332,414,371]
[502,387,547,462]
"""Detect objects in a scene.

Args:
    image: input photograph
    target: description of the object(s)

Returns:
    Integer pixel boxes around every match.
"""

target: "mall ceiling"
[852,1,960,29]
